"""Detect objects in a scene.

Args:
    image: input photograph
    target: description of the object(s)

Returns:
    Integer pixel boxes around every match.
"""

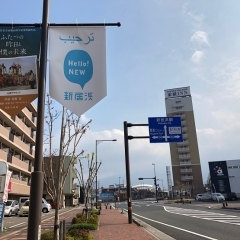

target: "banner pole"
[27,0,49,239]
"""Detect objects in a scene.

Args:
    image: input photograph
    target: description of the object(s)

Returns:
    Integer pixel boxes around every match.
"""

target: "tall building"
[0,104,37,200]
[164,86,203,196]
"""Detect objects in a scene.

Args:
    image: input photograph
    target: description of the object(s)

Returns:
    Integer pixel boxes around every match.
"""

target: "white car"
[196,194,203,201]
[4,200,19,216]
[19,198,51,217]
[212,193,225,202]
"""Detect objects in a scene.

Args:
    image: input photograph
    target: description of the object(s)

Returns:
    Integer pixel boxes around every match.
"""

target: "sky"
[1,0,240,190]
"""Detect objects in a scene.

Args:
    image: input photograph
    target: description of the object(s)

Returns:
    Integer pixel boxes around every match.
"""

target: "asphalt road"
[3,208,68,229]
[118,200,240,240]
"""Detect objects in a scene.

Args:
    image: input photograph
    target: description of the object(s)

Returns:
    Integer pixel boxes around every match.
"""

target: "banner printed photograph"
[0,55,38,96]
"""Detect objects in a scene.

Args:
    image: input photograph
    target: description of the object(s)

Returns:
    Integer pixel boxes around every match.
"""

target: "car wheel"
[42,208,48,213]
[8,211,12,217]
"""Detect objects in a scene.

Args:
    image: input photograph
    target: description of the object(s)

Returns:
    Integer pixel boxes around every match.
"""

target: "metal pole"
[95,141,98,203]
[27,0,49,239]
[54,106,65,240]
[123,121,132,223]
[119,177,121,199]
[152,163,158,203]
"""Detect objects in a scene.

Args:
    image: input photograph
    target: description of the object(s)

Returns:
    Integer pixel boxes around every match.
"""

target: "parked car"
[18,199,30,217]
[199,193,213,201]
[18,198,51,217]
[212,193,225,202]
[4,200,19,217]
[19,197,29,208]
[196,194,203,201]
[226,192,238,201]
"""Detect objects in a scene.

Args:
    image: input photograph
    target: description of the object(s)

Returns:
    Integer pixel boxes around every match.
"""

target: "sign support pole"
[27,0,49,239]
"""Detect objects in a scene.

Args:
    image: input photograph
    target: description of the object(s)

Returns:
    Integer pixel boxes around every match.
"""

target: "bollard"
[106,205,107,209]
[226,202,228,206]
[222,202,225,208]
[110,205,112,209]
[63,220,66,240]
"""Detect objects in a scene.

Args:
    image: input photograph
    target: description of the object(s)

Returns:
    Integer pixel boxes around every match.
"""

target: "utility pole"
[152,163,158,203]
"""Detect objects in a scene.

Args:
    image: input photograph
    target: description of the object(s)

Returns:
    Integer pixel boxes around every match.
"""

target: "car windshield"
[23,201,30,206]
[5,201,13,206]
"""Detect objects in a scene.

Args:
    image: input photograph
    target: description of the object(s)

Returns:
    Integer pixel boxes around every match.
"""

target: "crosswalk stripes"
[164,206,240,225]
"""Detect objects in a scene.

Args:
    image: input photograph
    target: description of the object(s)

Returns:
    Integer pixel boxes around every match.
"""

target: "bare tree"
[42,94,92,240]
[74,152,101,217]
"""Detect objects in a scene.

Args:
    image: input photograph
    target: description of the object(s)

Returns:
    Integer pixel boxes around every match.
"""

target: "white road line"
[132,212,218,240]
[164,206,240,225]
[8,222,26,229]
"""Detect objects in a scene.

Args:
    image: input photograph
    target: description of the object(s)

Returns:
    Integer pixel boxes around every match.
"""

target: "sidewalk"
[90,205,174,240]
[0,205,174,240]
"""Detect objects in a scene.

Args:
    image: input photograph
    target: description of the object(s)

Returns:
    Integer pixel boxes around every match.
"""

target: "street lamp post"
[95,139,117,203]
[119,177,121,199]
[152,163,158,203]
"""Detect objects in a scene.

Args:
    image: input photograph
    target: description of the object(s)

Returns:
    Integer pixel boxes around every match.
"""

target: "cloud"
[182,3,205,29]
[190,31,209,46]
[190,50,204,64]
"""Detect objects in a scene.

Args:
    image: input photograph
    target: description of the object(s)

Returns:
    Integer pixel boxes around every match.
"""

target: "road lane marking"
[132,212,218,240]
[8,222,26,229]
[164,206,240,225]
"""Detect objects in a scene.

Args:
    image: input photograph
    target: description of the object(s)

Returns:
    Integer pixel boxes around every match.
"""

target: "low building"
[0,104,37,200]
[42,156,78,207]
[209,160,240,197]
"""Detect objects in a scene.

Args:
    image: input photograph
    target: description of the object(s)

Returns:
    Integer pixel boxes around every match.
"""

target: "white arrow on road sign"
[163,125,170,142]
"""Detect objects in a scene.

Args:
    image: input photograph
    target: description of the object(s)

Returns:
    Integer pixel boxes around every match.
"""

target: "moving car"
[18,198,51,217]
[226,192,238,201]
[4,200,19,217]
[212,193,225,202]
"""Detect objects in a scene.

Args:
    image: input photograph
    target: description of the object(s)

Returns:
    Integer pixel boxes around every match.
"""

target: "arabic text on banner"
[48,26,106,117]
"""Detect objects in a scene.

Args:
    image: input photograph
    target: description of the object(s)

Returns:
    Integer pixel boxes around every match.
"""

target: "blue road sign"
[148,117,183,143]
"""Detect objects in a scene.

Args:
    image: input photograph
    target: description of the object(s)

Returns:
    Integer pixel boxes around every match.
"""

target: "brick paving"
[91,206,158,240]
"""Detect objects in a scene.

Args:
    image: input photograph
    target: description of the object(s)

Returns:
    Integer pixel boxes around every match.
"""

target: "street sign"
[148,117,183,143]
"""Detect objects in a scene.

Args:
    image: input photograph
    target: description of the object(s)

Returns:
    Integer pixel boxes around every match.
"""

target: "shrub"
[41,231,54,240]
[70,223,97,230]
[72,217,82,224]
[90,209,100,215]
[87,215,98,226]
[68,228,89,237]
[65,236,74,240]
[76,213,87,222]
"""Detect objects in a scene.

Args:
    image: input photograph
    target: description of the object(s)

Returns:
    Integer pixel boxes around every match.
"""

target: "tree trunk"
[54,193,60,240]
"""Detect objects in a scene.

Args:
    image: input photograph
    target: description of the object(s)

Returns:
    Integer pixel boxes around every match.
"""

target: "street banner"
[49,26,106,116]
[0,26,41,116]
[0,161,8,202]
[2,170,12,202]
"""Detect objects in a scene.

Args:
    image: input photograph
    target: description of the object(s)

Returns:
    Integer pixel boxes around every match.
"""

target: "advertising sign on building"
[209,161,231,194]
[0,26,41,116]
[49,26,106,117]
[164,86,190,99]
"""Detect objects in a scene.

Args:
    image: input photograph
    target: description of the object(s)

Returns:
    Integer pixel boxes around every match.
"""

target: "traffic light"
[154,177,156,186]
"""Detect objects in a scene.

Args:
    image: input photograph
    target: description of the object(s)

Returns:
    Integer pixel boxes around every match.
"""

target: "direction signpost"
[148,117,183,143]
